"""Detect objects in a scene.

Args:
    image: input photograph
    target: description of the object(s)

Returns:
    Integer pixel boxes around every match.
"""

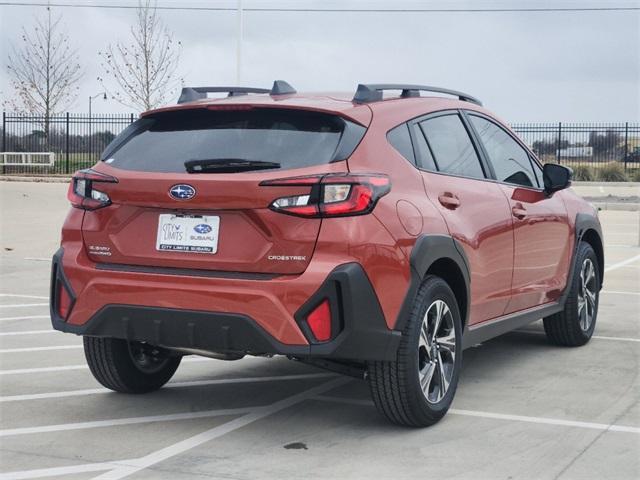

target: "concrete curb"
[0,175,70,183]
[591,202,639,212]
[573,181,640,187]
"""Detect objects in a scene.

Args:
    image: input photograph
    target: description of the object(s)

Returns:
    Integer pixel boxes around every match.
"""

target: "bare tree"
[5,6,83,138]
[98,0,182,111]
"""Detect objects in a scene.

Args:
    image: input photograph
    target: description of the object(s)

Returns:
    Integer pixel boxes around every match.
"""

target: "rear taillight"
[261,173,390,218]
[67,169,118,210]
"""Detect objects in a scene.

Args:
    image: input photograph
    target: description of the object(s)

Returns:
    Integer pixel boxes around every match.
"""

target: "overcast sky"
[0,0,638,122]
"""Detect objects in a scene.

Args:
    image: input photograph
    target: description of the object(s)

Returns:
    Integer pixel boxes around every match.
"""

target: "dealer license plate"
[156,214,220,254]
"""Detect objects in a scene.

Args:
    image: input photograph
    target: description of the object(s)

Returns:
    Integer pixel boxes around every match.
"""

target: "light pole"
[88,92,107,163]
[236,0,243,84]
[89,92,107,119]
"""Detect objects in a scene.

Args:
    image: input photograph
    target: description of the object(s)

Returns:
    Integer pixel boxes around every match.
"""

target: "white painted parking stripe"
[515,329,640,343]
[605,253,640,272]
[592,335,640,343]
[0,315,49,322]
[0,356,214,375]
[0,373,336,402]
[0,329,57,336]
[0,406,256,437]
[23,257,51,262]
[0,365,88,376]
[91,377,350,480]
[0,345,81,353]
[0,294,49,300]
[0,461,135,480]
[314,396,640,434]
[602,290,640,296]
[0,304,48,309]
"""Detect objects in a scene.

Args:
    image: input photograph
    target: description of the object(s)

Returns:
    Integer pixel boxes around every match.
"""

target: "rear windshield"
[101,108,364,173]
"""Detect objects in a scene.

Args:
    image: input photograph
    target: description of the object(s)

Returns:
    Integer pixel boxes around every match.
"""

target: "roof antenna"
[271,80,296,95]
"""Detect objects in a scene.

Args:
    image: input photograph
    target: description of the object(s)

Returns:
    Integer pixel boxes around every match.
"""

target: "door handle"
[512,203,527,219]
[438,193,461,209]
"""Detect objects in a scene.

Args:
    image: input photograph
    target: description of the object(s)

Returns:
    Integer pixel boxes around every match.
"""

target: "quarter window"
[469,115,538,188]
[387,123,415,164]
[419,114,485,179]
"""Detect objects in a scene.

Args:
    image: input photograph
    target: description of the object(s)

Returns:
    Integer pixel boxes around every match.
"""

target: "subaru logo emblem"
[169,184,196,200]
[194,224,212,234]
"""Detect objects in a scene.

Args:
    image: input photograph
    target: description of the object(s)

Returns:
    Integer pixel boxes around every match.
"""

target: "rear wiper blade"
[185,158,281,173]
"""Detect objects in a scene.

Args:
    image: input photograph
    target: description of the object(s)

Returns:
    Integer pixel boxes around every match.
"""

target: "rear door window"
[419,114,485,179]
[102,109,365,173]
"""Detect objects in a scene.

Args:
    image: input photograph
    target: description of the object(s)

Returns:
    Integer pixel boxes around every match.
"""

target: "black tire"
[543,242,600,346]
[368,275,463,427]
[84,337,181,393]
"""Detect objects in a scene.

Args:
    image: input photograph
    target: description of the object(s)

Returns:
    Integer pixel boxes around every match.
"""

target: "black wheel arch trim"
[395,234,471,332]
[572,212,604,291]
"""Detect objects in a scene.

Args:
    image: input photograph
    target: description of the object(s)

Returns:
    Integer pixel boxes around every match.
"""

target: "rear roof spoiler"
[177,80,296,104]
[352,83,482,106]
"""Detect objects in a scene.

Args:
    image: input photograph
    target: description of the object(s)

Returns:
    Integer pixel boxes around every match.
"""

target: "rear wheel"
[84,337,181,393]
[368,276,462,427]
[543,242,600,346]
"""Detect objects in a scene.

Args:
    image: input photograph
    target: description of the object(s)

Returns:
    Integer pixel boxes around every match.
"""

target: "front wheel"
[368,276,463,427]
[543,241,600,346]
[84,337,181,393]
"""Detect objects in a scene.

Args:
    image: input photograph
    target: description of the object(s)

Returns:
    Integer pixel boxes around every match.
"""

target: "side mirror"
[543,163,572,195]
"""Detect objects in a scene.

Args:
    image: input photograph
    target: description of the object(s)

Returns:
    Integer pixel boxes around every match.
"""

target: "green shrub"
[597,163,629,182]
[631,169,640,182]
[571,165,595,181]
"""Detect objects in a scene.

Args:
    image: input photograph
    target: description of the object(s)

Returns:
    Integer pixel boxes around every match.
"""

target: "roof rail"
[177,80,296,104]
[352,84,482,106]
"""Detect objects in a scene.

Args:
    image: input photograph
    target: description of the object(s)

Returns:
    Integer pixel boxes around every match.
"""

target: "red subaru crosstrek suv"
[51,81,603,427]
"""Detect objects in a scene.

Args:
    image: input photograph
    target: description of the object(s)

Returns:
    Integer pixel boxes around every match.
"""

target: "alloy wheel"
[578,258,597,331]
[418,299,456,403]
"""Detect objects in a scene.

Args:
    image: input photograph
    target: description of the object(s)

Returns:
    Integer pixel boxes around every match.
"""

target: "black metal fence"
[1,112,135,175]
[511,122,640,172]
[1,113,639,175]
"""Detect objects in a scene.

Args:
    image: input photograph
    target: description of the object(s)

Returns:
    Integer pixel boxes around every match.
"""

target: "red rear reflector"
[307,299,332,342]
[57,283,72,320]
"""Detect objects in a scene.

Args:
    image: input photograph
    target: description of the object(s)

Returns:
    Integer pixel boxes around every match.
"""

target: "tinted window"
[420,115,484,179]
[103,109,362,173]
[412,124,437,171]
[530,156,544,187]
[387,123,415,164]
[470,115,537,188]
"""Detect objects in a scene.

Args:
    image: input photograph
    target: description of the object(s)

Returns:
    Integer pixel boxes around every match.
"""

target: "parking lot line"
[0,304,48,309]
[0,365,88,376]
[314,396,640,434]
[91,377,350,480]
[0,315,50,322]
[0,356,213,376]
[601,290,640,296]
[0,330,57,336]
[0,345,81,353]
[516,330,640,343]
[0,406,257,438]
[0,294,49,300]
[605,253,640,272]
[0,460,136,480]
[0,373,337,402]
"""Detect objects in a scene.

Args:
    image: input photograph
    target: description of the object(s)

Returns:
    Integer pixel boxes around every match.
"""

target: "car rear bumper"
[50,247,401,361]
